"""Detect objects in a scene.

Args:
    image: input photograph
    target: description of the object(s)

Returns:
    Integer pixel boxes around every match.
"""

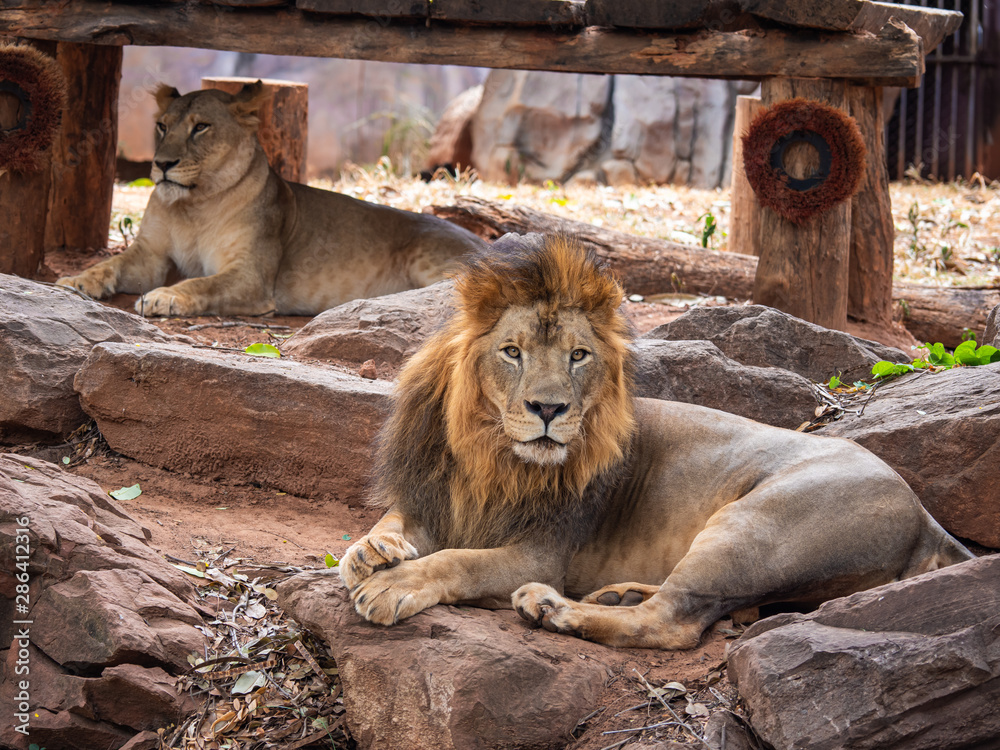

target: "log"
[426,197,758,300]
[428,196,991,348]
[202,76,308,183]
[0,1,925,85]
[848,84,893,327]
[893,284,1000,349]
[753,77,852,331]
[44,41,121,253]
[728,94,763,256]
[0,38,57,278]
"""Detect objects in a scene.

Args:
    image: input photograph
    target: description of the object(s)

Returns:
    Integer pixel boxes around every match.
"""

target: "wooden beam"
[0,1,925,84]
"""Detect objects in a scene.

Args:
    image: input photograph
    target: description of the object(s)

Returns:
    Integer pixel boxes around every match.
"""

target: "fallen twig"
[633,669,713,750]
[186,321,292,331]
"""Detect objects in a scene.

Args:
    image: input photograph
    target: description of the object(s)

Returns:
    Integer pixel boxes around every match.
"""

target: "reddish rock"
[284,282,452,370]
[728,555,1000,750]
[646,305,909,383]
[0,273,172,442]
[821,364,1000,546]
[0,454,205,750]
[75,342,392,502]
[277,572,608,750]
[634,339,819,429]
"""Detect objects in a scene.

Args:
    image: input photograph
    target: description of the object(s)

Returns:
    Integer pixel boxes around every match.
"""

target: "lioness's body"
[57,84,484,317]
[340,234,971,649]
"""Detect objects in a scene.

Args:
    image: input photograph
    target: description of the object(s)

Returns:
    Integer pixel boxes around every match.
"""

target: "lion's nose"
[155,159,179,174]
[526,401,569,427]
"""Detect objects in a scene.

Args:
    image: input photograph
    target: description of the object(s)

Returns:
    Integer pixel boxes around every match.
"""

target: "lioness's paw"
[512,583,583,638]
[339,533,419,591]
[56,270,115,300]
[350,564,436,625]
[136,287,200,317]
[581,583,658,607]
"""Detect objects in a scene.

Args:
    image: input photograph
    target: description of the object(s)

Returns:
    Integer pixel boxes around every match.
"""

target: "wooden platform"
[0,0,965,333]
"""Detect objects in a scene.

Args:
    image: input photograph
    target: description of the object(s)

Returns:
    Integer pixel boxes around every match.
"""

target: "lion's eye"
[155,122,166,135]
[502,345,521,360]
[571,348,590,363]
[192,123,210,134]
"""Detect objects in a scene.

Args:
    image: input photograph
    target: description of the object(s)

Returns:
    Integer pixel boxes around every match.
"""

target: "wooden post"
[729,94,763,256]
[753,77,851,331]
[44,42,122,253]
[847,85,893,327]
[202,76,308,183]
[0,39,57,278]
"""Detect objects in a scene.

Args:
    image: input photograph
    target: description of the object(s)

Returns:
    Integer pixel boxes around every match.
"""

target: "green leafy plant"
[324,553,339,568]
[871,340,999,381]
[697,211,718,248]
[826,374,842,389]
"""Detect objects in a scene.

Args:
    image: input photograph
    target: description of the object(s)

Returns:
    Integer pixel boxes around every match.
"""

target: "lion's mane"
[371,234,636,550]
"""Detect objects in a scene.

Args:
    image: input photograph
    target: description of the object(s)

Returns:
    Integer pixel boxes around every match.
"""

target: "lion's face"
[150,84,263,203]
[475,303,611,466]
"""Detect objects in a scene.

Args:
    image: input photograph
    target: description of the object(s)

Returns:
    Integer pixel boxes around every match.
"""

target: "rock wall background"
[117,48,754,186]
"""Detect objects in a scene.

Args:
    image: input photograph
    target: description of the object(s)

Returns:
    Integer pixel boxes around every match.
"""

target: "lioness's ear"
[153,84,180,115]
[229,80,268,129]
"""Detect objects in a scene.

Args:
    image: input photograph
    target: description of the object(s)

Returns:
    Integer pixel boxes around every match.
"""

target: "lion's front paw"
[350,564,437,625]
[512,582,583,637]
[339,533,419,591]
[56,268,116,300]
[136,287,200,317]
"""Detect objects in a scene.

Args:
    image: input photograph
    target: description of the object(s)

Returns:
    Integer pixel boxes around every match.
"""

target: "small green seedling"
[245,343,281,358]
[324,553,339,568]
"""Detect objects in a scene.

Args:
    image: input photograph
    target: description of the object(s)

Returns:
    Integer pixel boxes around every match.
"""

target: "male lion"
[340,233,972,649]
[57,82,484,317]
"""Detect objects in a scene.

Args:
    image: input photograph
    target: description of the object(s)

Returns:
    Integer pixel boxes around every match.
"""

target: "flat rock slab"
[0,454,203,750]
[645,305,909,383]
[278,572,608,750]
[728,555,1000,750]
[821,364,1000,546]
[75,342,393,502]
[0,273,172,441]
[284,281,453,370]
[634,339,819,428]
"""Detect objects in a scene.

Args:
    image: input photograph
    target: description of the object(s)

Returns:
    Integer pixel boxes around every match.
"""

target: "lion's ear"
[229,80,268,130]
[153,84,180,115]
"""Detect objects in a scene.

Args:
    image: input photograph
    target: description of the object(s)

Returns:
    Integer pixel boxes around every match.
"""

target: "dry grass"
[112,161,1000,290]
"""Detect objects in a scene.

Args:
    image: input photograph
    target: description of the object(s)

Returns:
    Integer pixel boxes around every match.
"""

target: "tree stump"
[729,94,763,256]
[202,76,308,183]
[44,41,122,253]
[0,39,58,278]
[848,84,893,327]
[752,77,851,330]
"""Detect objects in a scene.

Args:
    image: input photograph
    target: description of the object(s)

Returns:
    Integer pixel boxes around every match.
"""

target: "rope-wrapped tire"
[0,42,66,174]
[742,98,867,225]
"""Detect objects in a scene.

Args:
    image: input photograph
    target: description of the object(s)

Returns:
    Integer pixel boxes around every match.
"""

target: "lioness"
[57,82,484,317]
[340,233,972,649]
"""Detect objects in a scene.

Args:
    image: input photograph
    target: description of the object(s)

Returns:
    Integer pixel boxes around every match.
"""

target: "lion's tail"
[903,507,975,578]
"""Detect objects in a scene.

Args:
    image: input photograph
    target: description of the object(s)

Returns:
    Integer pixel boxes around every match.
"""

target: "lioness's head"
[444,234,635,486]
[150,82,268,203]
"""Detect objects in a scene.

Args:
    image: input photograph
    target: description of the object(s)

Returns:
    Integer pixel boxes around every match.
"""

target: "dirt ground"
[16,174,999,748]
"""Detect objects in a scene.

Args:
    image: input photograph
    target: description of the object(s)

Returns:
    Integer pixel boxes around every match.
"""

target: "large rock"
[645,305,910,383]
[0,455,203,750]
[728,555,1000,750]
[608,77,739,188]
[75,342,392,501]
[821,363,1000,547]
[283,282,453,369]
[425,84,482,171]
[278,573,607,750]
[984,303,999,347]
[634,340,819,429]
[472,69,612,183]
[0,273,172,442]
